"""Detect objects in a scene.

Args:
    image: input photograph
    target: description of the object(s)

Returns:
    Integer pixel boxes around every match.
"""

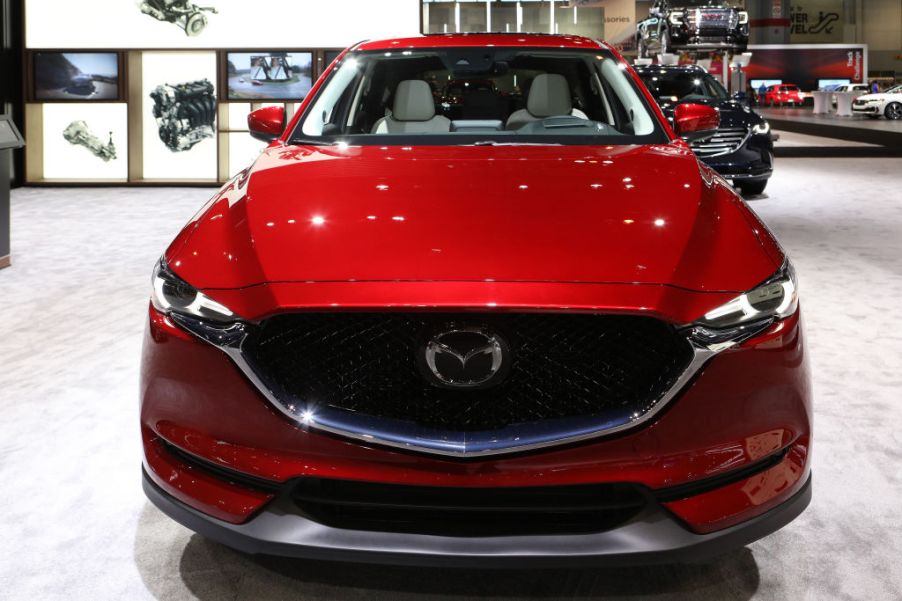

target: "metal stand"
[1,148,11,269]
[0,116,26,270]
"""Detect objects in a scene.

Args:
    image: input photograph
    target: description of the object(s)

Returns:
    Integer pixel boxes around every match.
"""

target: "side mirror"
[673,103,720,141]
[248,106,285,142]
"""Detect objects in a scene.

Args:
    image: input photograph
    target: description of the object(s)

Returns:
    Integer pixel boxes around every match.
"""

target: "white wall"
[26,0,421,49]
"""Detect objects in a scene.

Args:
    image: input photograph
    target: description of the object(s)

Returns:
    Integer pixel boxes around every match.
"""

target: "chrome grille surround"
[171,311,736,458]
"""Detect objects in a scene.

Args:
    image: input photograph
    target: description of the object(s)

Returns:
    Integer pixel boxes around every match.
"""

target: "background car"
[637,64,773,196]
[852,84,902,119]
[763,84,805,107]
[830,83,870,107]
[637,0,749,58]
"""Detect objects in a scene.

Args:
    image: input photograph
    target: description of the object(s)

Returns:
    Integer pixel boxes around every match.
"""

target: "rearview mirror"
[672,103,720,141]
[248,106,286,142]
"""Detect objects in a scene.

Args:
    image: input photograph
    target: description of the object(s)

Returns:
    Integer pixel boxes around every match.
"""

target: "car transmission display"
[149,79,216,152]
[140,0,217,37]
[62,121,117,162]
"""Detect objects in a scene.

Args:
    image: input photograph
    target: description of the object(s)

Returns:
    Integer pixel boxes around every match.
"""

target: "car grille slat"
[241,313,694,433]
[689,127,748,157]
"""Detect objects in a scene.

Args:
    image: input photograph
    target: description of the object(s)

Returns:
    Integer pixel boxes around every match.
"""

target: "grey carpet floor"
[1,158,901,600]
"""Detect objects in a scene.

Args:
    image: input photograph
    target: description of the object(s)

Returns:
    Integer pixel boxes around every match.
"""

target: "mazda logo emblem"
[418,326,511,389]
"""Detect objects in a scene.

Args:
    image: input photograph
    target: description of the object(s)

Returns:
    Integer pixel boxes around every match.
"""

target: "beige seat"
[371,80,451,134]
[505,73,588,130]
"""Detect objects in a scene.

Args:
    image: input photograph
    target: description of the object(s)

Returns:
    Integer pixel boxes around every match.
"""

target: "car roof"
[353,33,608,52]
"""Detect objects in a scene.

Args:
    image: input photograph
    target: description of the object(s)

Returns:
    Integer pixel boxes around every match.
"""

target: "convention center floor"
[2,158,901,600]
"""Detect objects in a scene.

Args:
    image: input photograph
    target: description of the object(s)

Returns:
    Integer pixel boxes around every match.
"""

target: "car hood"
[166,142,780,294]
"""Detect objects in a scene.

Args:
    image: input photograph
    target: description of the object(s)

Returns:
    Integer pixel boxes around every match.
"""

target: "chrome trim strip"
[182,321,730,458]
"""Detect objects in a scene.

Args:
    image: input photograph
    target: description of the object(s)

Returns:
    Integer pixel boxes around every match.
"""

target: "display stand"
[811,91,830,114]
[834,91,857,117]
[0,116,27,270]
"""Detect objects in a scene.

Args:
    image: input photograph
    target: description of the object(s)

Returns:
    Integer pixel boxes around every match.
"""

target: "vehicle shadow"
[135,504,760,600]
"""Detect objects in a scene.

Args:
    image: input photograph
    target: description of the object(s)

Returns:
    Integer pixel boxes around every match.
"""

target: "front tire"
[885,102,902,120]
[739,179,768,197]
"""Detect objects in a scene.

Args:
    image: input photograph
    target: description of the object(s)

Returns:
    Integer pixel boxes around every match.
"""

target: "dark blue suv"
[636,65,773,196]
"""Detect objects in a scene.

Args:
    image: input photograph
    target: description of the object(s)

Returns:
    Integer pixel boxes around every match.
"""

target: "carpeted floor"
[1,159,901,600]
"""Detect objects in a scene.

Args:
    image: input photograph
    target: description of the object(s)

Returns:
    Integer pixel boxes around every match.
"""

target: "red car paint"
[142,34,811,558]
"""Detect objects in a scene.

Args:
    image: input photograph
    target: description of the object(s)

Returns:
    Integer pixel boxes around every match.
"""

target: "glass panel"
[228,132,269,177]
[459,1,489,33]
[490,1,518,32]
[557,4,604,39]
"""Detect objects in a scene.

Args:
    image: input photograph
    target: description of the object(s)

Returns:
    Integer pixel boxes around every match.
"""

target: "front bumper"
[701,135,773,181]
[852,104,880,114]
[143,466,811,567]
[141,298,812,562]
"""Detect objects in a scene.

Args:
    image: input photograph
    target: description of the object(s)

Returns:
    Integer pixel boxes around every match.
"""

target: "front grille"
[686,9,735,34]
[242,313,693,432]
[292,478,647,536]
[689,126,749,157]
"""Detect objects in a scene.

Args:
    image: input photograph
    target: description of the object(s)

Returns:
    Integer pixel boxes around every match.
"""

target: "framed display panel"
[37,103,128,181]
[141,51,218,181]
[29,51,125,102]
[25,0,421,50]
[222,51,314,102]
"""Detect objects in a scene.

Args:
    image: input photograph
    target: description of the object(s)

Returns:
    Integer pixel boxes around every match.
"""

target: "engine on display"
[149,79,216,152]
[139,0,217,37]
[62,121,117,162]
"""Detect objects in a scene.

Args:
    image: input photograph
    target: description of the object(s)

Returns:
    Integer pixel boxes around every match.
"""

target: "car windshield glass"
[639,72,727,102]
[783,86,800,92]
[292,47,664,146]
[675,0,729,6]
[887,84,902,93]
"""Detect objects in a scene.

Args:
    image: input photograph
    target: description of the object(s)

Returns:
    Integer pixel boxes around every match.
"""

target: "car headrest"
[527,74,572,117]
[393,80,436,122]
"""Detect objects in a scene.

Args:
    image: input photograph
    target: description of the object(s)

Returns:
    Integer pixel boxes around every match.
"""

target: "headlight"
[151,258,235,322]
[669,11,684,25]
[689,262,798,348]
[738,11,749,24]
[752,121,770,135]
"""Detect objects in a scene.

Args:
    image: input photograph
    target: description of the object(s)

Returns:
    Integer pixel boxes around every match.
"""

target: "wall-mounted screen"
[818,79,851,90]
[33,52,120,101]
[751,79,782,90]
[226,52,314,101]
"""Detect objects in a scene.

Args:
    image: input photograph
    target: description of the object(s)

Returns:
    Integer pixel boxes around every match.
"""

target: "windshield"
[639,71,728,102]
[673,0,730,6]
[292,48,665,146]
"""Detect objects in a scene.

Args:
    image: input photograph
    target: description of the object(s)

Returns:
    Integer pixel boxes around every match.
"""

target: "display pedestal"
[811,91,830,114]
[834,91,857,117]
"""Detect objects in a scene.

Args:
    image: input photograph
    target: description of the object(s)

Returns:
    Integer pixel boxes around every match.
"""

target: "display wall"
[22,0,421,184]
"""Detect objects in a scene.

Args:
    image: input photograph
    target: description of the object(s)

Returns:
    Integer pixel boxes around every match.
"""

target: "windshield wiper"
[469,140,562,146]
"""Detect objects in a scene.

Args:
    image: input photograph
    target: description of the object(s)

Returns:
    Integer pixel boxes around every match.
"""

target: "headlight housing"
[738,11,749,24]
[151,258,235,323]
[752,121,770,135]
[689,262,798,349]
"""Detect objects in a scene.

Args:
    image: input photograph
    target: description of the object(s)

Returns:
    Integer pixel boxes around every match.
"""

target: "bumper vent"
[241,312,693,433]
[689,127,749,157]
[293,478,648,536]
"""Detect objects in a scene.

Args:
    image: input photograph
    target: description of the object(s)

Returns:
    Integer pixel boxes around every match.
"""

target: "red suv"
[141,34,811,566]
[764,84,805,107]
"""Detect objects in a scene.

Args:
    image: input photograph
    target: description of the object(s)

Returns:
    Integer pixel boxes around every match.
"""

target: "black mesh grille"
[292,478,647,536]
[242,313,693,432]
